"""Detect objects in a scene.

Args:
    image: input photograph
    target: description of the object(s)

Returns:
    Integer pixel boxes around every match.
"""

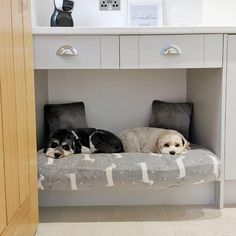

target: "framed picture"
[128,0,162,27]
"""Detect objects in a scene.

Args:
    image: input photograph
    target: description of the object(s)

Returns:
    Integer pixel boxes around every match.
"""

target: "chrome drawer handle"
[160,45,182,56]
[56,45,78,56]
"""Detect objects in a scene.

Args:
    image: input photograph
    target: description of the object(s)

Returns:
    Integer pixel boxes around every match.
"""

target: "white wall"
[187,69,222,156]
[47,69,186,134]
[32,0,203,27]
[203,0,236,26]
[32,0,236,27]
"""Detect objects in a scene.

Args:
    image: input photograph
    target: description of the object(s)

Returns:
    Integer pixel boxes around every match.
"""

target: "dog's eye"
[175,144,180,147]
[50,142,58,148]
[62,144,70,151]
[164,144,169,148]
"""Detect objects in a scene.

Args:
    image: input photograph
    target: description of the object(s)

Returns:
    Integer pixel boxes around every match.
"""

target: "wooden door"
[0,0,38,234]
[22,0,39,233]
[0,90,7,235]
[11,0,30,206]
[0,0,20,222]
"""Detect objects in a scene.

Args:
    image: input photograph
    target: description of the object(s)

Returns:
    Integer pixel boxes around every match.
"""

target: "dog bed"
[38,146,221,191]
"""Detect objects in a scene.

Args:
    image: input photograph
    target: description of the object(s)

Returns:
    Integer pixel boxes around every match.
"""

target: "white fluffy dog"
[118,127,190,155]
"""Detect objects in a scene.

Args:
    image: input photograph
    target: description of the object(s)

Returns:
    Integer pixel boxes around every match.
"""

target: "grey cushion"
[37,147,221,191]
[44,102,88,136]
[149,100,193,139]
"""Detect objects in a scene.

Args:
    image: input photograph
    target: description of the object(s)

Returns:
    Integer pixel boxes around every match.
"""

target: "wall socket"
[99,0,120,11]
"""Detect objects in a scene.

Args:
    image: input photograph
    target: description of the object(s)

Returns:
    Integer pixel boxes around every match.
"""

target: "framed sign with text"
[128,0,163,26]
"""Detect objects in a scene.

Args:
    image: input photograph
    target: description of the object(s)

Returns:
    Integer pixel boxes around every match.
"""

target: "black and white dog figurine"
[44,128,124,159]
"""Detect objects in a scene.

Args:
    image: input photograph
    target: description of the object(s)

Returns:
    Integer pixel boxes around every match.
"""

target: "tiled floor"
[36,205,236,236]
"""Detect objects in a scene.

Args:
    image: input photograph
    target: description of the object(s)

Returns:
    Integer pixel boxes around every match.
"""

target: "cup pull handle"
[160,45,182,56]
[56,45,78,56]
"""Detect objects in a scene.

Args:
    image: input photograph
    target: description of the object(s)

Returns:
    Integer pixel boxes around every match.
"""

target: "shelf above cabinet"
[32,26,236,35]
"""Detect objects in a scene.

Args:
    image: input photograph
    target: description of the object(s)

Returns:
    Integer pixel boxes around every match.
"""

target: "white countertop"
[32,26,236,35]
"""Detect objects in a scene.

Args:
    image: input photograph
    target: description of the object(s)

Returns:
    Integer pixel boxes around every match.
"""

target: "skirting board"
[224,180,236,205]
[39,183,215,207]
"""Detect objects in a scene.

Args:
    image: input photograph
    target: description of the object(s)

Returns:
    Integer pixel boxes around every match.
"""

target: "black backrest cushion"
[44,102,88,136]
[149,100,193,139]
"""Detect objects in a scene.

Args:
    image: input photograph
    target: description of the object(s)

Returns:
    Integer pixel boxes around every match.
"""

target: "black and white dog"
[44,128,124,159]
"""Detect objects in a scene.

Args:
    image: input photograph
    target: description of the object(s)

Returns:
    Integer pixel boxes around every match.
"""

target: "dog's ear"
[155,131,166,153]
[182,137,190,150]
[73,139,82,154]
[155,138,162,153]
[43,139,50,153]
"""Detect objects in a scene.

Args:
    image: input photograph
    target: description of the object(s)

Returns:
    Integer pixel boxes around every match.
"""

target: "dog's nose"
[170,151,176,155]
[54,153,61,159]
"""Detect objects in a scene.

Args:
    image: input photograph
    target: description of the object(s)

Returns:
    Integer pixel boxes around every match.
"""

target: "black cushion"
[149,100,193,139]
[44,102,88,136]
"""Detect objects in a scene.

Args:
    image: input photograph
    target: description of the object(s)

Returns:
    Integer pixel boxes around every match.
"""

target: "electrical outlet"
[99,0,120,11]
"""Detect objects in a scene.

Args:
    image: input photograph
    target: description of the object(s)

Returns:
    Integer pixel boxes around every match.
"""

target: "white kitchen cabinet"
[34,34,223,70]
[34,36,101,69]
[204,34,223,68]
[101,36,119,69]
[139,35,205,68]
[120,36,139,69]
[139,34,223,69]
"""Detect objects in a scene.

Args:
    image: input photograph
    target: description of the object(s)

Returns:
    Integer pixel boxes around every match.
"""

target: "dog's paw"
[81,146,91,154]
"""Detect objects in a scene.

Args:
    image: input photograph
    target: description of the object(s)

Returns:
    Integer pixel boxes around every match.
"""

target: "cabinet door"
[0,96,7,235]
[0,0,20,222]
[11,0,30,206]
[0,0,38,234]
[22,0,39,233]
[225,35,236,180]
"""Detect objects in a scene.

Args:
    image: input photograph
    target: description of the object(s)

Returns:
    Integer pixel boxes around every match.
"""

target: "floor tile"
[163,205,236,236]
[55,222,175,236]
[38,206,174,236]
[142,222,175,236]
[55,223,105,236]
[39,207,65,223]
[163,205,221,221]
[36,223,59,236]
[36,206,236,236]
[61,205,166,222]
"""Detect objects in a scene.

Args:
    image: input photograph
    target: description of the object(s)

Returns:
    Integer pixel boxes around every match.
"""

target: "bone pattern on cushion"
[38,147,221,191]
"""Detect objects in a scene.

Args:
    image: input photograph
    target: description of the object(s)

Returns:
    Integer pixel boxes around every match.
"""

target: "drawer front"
[120,36,139,69]
[101,36,119,69]
[34,36,100,69]
[139,35,204,69]
[204,34,223,68]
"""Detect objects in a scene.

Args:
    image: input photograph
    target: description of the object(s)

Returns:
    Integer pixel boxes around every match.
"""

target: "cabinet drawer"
[34,36,100,69]
[139,35,204,68]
